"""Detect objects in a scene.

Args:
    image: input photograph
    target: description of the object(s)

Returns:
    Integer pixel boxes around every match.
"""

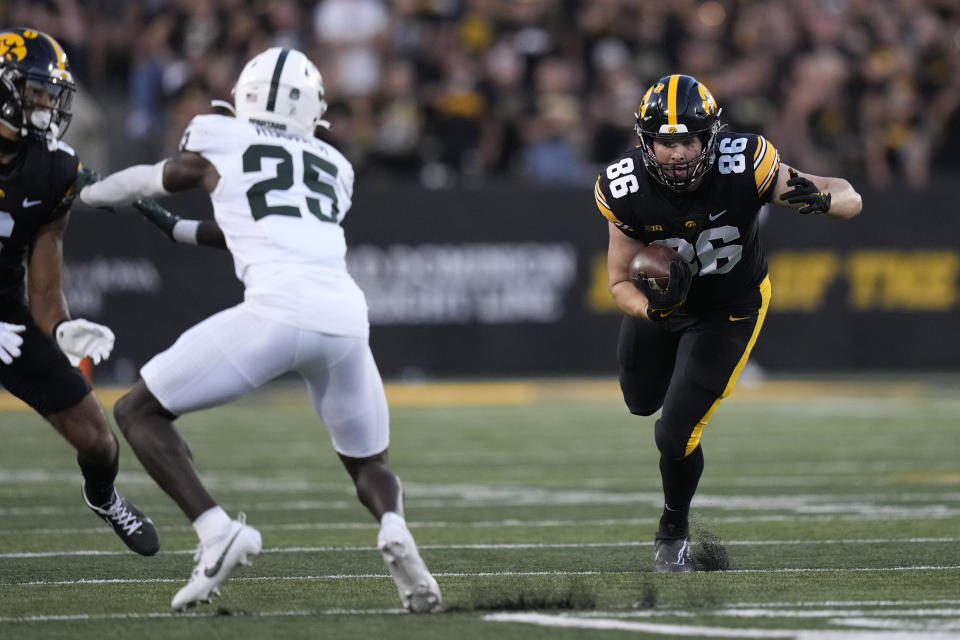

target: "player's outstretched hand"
[0,322,25,365]
[74,167,102,190]
[133,198,182,241]
[635,261,692,322]
[780,167,831,215]
[55,319,115,366]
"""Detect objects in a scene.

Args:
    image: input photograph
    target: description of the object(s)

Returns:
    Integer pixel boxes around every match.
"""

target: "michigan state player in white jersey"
[81,47,442,613]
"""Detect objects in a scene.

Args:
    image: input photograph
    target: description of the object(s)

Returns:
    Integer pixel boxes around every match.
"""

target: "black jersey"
[595,131,780,312]
[0,139,81,302]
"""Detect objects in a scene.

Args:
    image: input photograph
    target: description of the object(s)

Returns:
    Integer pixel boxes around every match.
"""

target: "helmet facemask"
[636,120,720,192]
[21,74,74,143]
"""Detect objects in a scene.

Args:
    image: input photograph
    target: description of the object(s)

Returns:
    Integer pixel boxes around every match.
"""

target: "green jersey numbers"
[243,144,340,223]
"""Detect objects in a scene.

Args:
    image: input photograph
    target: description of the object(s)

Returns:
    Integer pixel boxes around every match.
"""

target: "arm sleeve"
[79,160,169,207]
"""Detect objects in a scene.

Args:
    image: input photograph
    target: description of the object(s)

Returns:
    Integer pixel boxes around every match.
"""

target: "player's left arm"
[772,163,862,220]
[28,212,116,365]
[26,212,70,335]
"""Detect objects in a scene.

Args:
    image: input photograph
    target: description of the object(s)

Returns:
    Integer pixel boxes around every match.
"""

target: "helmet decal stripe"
[266,48,291,112]
[667,74,680,125]
[39,32,67,70]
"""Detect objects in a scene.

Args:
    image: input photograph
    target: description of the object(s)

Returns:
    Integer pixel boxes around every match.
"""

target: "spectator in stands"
[19,0,960,190]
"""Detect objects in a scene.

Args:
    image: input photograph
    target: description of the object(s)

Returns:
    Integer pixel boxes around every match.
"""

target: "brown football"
[629,244,682,291]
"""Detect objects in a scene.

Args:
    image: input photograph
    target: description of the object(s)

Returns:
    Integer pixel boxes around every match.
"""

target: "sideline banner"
[64,181,956,380]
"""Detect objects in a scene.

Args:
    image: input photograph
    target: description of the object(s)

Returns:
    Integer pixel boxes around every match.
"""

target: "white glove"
[0,322,25,365]
[55,318,115,366]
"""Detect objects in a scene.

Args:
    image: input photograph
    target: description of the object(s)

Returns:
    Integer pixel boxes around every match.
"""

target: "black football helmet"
[0,28,75,145]
[634,74,721,191]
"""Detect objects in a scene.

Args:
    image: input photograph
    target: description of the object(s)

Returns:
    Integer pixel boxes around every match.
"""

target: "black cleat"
[654,536,693,573]
[83,482,160,556]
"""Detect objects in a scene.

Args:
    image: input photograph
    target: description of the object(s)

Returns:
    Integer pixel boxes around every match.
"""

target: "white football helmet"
[233,47,329,137]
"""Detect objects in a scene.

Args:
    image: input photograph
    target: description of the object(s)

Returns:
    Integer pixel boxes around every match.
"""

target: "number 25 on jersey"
[243,144,341,223]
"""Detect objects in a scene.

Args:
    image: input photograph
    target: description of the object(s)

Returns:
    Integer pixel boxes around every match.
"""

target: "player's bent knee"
[627,403,661,417]
[654,418,692,460]
[112,393,138,434]
[620,381,666,416]
[113,391,154,433]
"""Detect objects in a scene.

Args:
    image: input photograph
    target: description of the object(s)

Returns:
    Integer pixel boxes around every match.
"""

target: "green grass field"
[1,376,958,639]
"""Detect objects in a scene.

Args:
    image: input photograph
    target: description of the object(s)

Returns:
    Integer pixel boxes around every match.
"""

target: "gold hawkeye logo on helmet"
[698,84,717,114]
[0,32,27,62]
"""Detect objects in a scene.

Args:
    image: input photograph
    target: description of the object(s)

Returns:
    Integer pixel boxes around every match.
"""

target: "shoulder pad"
[751,134,780,199]
[56,140,77,156]
[179,114,242,154]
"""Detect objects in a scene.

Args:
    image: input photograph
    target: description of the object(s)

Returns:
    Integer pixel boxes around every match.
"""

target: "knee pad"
[626,399,661,417]
[620,376,666,417]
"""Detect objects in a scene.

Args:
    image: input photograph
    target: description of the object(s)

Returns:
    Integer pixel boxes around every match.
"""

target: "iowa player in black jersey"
[595,74,861,572]
[0,28,158,555]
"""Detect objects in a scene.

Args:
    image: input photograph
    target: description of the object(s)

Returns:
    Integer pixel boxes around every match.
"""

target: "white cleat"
[378,521,442,613]
[171,513,262,611]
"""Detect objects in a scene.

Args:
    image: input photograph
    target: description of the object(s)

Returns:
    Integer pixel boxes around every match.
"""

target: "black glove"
[780,167,831,214]
[133,198,181,241]
[634,260,692,322]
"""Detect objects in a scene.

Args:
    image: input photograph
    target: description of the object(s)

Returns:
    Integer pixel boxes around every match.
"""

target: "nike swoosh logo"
[203,528,243,578]
[708,209,727,221]
[22,198,42,208]
[729,315,750,322]
[658,309,677,318]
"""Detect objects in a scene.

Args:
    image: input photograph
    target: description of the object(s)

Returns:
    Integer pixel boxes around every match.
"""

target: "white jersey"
[180,114,368,337]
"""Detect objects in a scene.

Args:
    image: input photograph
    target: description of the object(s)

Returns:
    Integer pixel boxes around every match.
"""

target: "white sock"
[192,506,231,545]
[380,511,407,529]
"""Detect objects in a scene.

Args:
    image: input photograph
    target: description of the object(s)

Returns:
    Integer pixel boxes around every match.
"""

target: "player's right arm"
[79,150,226,249]
[595,162,651,320]
[607,221,651,320]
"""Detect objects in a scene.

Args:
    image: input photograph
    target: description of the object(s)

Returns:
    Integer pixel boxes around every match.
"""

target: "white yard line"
[4,565,959,588]
[4,600,959,633]
[483,612,960,639]
[0,608,406,623]
[1,537,958,559]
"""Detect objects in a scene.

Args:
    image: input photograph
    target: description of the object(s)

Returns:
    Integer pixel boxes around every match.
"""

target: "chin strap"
[44,122,61,151]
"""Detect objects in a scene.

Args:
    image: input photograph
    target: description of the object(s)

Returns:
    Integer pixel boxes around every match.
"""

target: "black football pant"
[0,297,91,416]
[618,276,771,531]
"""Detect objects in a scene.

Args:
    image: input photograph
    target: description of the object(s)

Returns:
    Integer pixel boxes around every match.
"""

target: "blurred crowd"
[7,0,960,189]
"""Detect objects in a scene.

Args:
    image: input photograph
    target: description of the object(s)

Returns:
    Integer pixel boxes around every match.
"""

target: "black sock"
[78,451,119,507]
[657,444,704,538]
